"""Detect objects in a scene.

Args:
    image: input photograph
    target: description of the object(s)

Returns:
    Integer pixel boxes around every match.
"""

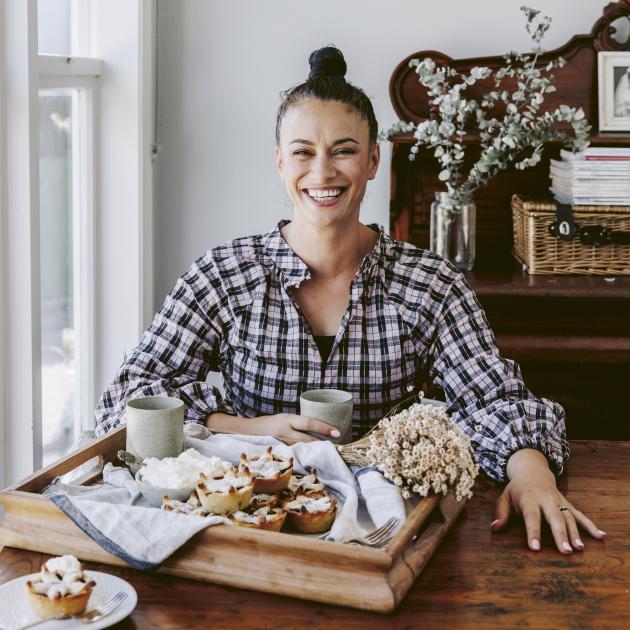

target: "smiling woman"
[276,99,379,233]
[95,45,605,557]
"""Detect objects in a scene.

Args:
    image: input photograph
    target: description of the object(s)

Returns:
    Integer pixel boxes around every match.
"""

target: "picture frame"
[598,51,630,132]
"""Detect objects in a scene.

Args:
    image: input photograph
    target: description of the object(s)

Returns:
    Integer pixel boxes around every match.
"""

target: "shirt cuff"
[184,386,236,424]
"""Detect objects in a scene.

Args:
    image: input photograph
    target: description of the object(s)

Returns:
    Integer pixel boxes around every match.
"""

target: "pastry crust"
[196,470,254,514]
[25,556,95,620]
[239,447,293,494]
[228,505,287,531]
[25,587,94,620]
[282,492,337,534]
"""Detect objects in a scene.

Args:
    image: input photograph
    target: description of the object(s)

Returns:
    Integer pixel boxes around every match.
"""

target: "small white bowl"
[135,470,196,507]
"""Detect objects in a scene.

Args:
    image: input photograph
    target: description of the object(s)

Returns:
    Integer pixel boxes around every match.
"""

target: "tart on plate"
[282,491,337,534]
[228,505,287,531]
[239,447,293,493]
[196,470,254,514]
[25,555,96,620]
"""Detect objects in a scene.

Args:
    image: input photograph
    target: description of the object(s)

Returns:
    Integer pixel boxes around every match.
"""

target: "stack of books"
[550,147,630,205]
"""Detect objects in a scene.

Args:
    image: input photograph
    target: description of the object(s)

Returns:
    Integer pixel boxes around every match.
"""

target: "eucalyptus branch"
[382,5,591,203]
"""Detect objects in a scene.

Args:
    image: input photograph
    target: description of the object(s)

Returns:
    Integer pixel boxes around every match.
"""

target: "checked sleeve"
[424,268,570,483]
[94,260,233,436]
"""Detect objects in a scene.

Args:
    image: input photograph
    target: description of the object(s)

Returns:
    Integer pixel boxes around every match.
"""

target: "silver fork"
[16,591,128,630]
[346,516,401,548]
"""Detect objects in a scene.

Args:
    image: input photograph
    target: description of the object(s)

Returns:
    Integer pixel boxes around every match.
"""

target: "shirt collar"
[262,220,396,288]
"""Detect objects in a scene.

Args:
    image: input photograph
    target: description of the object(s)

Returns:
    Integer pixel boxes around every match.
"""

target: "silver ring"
[559,506,569,512]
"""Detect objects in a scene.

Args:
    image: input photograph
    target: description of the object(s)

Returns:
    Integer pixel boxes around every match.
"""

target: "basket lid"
[511,194,630,215]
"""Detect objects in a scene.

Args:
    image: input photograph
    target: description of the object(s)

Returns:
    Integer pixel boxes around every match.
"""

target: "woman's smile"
[303,186,348,206]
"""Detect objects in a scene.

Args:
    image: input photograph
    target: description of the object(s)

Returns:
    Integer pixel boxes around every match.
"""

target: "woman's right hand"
[247,413,340,444]
[206,412,339,444]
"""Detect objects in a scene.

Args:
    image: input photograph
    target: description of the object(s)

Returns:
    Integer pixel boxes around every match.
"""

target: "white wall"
[153,0,611,307]
[90,0,154,394]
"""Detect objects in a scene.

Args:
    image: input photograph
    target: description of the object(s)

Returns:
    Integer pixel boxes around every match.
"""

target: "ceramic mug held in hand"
[300,388,353,443]
[125,396,184,460]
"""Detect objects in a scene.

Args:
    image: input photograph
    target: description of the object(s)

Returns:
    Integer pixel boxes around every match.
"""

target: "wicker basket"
[511,195,630,276]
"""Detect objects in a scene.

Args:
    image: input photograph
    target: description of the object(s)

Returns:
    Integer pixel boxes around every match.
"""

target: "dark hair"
[275,46,378,147]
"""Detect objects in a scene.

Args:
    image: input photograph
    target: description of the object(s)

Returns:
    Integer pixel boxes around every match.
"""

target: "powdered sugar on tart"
[25,555,95,620]
[287,470,325,496]
[196,470,254,514]
[239,447,293,493]
[250,492,280,509]
[283,494,335,514]
[282,491,337,534]
[161,497,210,517]
[229,505,287,531]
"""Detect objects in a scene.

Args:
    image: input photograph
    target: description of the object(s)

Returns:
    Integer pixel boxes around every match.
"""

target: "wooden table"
[1,441,628,628]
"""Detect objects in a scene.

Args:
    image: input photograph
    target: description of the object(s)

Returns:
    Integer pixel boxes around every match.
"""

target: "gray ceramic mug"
[125,396,184,460]
[299,388,353,444]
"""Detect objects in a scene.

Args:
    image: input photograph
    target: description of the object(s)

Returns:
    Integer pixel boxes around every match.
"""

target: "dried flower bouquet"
[339,396,479,501]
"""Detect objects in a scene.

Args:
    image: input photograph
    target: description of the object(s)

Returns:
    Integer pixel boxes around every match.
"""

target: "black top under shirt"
[314,335,335,363]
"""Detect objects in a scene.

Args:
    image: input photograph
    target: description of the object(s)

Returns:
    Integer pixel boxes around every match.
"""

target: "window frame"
[1,0,155,487]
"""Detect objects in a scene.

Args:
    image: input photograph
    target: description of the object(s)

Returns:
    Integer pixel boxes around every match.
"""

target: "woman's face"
[275,98,380,230]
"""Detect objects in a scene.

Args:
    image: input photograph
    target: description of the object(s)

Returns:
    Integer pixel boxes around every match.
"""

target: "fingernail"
[575,538,584,549]
[331,429,341,438]
[490,519,500,528]
[598,529,607,537]
[562,542,573,552]
[531,538,540,551]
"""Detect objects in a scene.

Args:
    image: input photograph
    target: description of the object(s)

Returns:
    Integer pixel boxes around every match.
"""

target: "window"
[38,0,72,56]
[39,90,78,464]
[37,1,99,466]
[1,0,155,486]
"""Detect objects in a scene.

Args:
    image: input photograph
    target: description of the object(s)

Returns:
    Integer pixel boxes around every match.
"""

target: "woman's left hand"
[491,448,606,554]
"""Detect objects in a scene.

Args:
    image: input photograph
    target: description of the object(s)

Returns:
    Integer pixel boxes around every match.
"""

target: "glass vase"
[430,191,476,271]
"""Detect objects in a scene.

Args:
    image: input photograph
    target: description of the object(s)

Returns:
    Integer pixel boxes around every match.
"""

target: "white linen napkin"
[43,425,406,570]
[353,465,407,529]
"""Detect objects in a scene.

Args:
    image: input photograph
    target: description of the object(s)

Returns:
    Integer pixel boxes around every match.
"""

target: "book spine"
[585,156,630,161]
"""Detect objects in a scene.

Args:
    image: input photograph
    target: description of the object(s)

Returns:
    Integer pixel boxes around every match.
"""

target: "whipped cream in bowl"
[135,448,233,507]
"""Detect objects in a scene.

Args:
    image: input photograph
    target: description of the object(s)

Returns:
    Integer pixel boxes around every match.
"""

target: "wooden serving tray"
[0,426,466,612]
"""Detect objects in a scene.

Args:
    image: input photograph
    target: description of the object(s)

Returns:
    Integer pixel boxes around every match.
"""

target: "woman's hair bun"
[308,46,347,81]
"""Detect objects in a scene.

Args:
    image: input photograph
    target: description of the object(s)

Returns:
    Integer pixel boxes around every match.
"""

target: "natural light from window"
[38,0,79,465]
[38,0,72,55]
[39,91,78,465]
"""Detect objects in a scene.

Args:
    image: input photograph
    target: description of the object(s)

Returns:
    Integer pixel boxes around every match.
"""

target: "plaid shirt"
[95,221,569,482]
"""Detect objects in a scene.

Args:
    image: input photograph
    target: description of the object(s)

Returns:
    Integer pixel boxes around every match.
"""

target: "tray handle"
[402,492,466,577]
[7,426,126,493]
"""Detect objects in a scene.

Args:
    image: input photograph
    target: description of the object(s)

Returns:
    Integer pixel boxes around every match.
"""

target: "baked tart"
[284,469,325,498]
[228,505,287,531]
[162,496,210,517]
[282,492,337,534]
[239,447,293,493]
[196,470,254,514]
[250,492,280,510]
[25,555,96,620]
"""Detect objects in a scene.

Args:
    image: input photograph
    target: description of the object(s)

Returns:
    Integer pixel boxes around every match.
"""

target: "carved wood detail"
[592,0,630,51]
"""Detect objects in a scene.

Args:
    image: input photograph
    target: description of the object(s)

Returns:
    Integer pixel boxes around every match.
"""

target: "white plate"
[0,570,137,630]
